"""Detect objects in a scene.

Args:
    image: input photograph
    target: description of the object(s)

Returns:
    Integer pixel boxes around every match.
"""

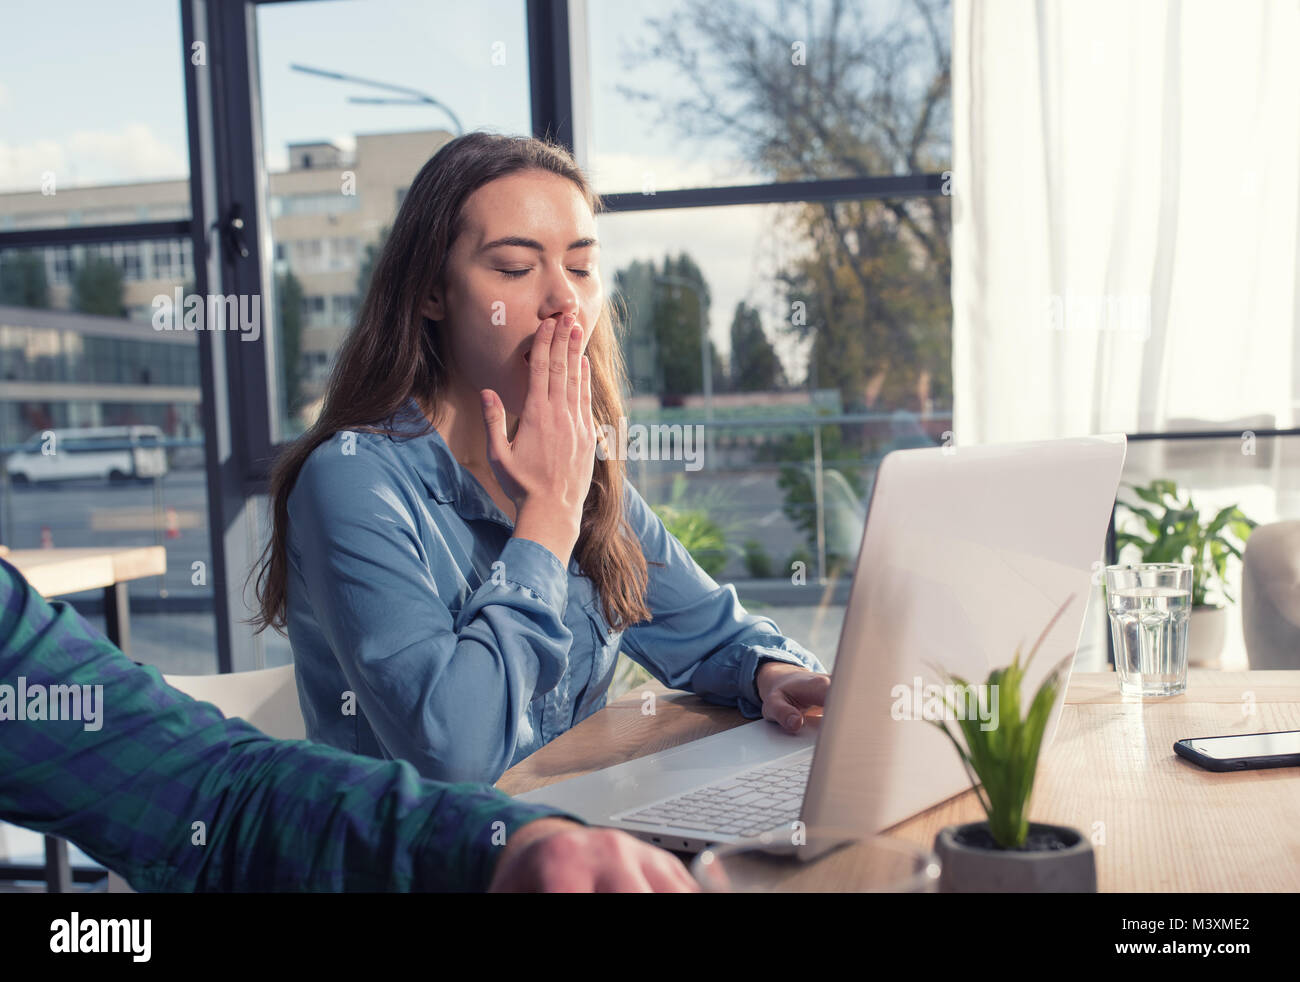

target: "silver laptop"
[514,434,1128,858]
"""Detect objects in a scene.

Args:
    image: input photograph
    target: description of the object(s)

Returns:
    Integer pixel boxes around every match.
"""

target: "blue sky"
[0,0,752,191]
[0,0,191,189]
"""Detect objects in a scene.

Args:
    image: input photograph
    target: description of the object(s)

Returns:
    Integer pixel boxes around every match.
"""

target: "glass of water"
[1104,563,1193,697]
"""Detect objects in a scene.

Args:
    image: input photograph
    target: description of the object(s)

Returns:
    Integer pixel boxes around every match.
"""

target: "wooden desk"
[498,671,1300,891]
[5,547,166,654]
[1,545,166,893]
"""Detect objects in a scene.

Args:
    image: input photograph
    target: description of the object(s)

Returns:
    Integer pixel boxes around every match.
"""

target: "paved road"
[1,469,214,600]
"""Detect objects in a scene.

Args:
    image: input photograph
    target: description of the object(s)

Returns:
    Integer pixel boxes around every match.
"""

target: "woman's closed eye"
[497,267,592,278]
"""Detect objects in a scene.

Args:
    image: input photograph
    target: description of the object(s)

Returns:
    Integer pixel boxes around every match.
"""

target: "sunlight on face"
[435,169,602,416]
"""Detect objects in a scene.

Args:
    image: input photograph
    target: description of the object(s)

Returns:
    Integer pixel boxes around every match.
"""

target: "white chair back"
[162,663,306,740]
[1242,520,1300,670]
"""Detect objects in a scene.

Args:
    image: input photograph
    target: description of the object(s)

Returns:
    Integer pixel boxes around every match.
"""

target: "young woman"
[254,131,829,785]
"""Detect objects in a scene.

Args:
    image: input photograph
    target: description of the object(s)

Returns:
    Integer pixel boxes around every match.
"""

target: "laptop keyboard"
[612,752,812,838]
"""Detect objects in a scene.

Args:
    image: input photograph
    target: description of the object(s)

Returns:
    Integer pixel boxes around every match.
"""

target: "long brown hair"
[253,132,651,634]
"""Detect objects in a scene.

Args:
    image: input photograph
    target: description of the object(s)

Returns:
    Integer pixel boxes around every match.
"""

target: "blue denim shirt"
[285,402,826,785]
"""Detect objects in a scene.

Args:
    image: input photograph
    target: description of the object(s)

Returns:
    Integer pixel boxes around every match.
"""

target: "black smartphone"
[1174,730,1300,772]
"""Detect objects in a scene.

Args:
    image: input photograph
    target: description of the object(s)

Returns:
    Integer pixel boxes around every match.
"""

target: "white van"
[5,426,169,484]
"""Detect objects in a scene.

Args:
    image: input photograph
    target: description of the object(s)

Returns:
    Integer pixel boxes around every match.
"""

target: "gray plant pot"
[934,822,1096,893]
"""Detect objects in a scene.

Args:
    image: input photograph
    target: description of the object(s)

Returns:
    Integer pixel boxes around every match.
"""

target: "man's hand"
[757,661,830,734]
[488,817,701,892]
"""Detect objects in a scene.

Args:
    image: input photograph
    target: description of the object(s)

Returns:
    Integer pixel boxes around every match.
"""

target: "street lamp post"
[289,64,464,136]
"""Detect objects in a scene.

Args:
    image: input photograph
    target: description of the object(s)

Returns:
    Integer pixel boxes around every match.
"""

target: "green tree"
[728,301,786,391]
[612,257,659,395]
[71,256,125,317]
[276,270,305,417]
[0,251,50,308]
[611,253,714,401]
[780,196,950,412]
[655,253,711,398]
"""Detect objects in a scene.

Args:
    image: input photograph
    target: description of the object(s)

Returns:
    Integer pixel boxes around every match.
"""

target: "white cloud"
[65,123,187,184]
[586,149,765,197]
[0,137,66,192]
[0,122,186,192]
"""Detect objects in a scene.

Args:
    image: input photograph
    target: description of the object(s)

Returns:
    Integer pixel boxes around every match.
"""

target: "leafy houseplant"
[1115,480,1256,607]
[1114,479,1257,665]
[928,596,1097,892]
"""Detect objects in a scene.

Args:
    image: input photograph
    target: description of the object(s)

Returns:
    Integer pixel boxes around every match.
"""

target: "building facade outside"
[0,128,454,444]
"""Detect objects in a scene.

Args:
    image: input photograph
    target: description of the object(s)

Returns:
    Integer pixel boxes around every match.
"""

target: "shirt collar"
[386,397,512,527]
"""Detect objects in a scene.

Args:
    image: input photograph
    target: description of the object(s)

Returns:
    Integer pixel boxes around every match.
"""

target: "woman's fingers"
[509,315,595,515]
[525,317,557,417]
[567,322,584,410]
[480,388,508,464]
[581,354,595,442]
[549,316,571,400]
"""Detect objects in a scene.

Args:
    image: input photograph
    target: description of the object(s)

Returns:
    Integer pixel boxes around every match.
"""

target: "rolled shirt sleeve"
[288,435,575,784]
[618,481,827,717]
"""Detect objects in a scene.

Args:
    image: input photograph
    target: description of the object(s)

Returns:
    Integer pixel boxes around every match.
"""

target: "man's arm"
[0,557,580,891]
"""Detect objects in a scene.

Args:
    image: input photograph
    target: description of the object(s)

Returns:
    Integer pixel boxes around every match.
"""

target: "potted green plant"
[928,597,1096,892]
[1115,480,1257,667]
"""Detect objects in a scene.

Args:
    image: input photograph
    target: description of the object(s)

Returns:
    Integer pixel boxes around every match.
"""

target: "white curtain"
[952,0,1300,445]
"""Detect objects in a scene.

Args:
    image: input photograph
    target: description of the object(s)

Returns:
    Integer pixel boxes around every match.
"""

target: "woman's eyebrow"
[478,235,598,253]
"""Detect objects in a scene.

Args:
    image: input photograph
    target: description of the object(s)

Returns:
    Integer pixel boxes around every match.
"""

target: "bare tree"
[618,0,951,411]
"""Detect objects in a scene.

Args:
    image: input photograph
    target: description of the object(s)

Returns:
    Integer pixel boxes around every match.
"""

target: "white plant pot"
[1188,605,1227,668]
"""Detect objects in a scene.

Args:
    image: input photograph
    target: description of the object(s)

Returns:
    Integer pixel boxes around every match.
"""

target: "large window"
[0,0,211,678]
[582,1,952,672]
[1,0,957,679]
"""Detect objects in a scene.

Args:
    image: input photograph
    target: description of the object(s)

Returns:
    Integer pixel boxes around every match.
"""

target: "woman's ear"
[420,292,444,321]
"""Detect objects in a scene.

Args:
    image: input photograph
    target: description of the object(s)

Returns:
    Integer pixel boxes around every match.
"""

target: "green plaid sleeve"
[0,558,584,891]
